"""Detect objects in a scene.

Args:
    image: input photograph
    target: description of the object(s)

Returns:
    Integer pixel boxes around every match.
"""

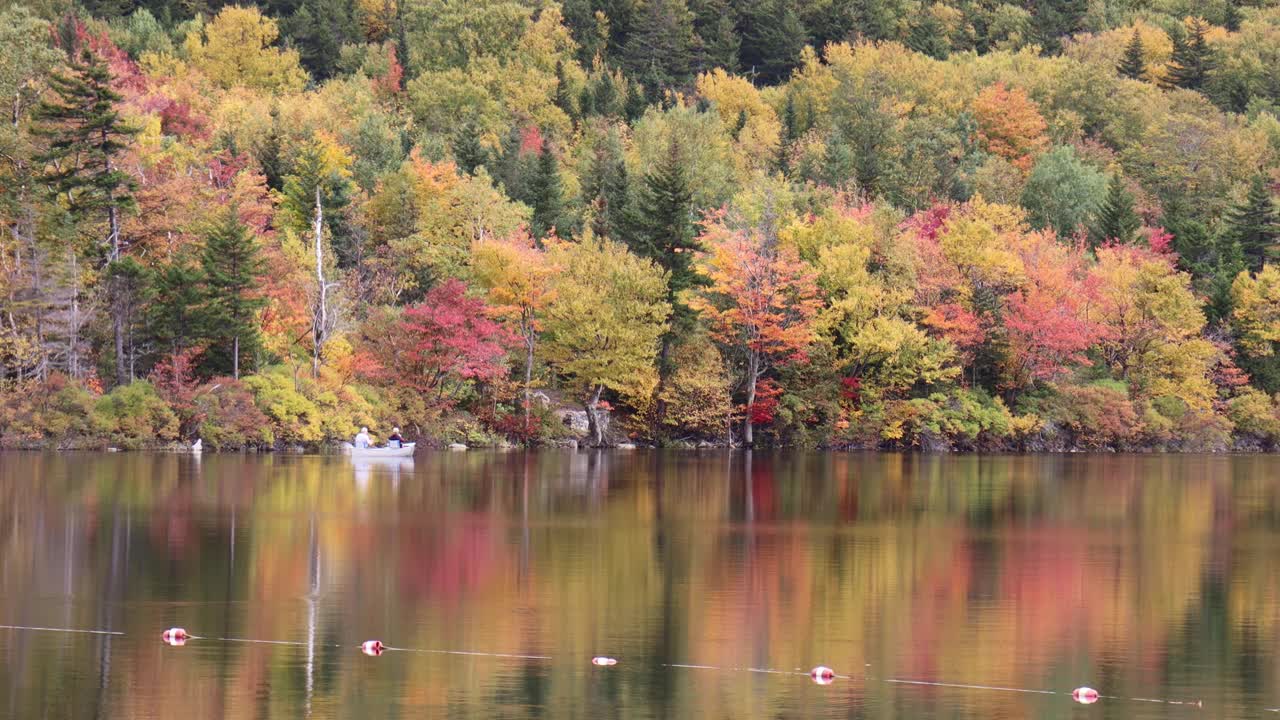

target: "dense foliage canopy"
[2,0,1279,450]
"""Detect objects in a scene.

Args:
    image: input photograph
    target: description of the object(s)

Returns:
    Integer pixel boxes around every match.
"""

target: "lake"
[1,450,1278,719]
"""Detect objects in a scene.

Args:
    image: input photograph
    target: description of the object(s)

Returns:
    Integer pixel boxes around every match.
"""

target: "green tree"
[253,107,287,191]
[32,45,139,385]
[622,0,696,90]
[1118,27,1146,80]
[198,208,265,379]
[528,139,569,240]
[1020,146,1108,239]
[282,0,360,80]
[1164,18,1216,91]
[584,130,631,241]
[148,258,203,357]
[907,12,951,60]
[1223,174,1279,272]
[553,59,577,121]
[1093,174,1141,246]
[625,137,705,434]
[280,138,356,267]
[737,0,806,83]
[452,122,488,175]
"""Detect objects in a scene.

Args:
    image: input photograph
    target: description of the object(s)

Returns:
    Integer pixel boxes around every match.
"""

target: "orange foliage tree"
[692,212,820,446]
[972,82,1049,173]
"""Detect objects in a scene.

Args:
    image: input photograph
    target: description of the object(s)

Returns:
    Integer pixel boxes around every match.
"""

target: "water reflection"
[0,451,1278,719]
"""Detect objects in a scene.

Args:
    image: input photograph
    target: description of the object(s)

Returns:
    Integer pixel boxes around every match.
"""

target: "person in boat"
[354,427,371,449]
[388,427,404,449]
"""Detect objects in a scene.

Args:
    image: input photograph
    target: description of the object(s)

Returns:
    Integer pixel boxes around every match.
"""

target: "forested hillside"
[1,0,1279,451]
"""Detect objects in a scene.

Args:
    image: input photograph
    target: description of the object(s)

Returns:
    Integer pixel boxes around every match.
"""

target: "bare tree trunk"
[743,351,759,447]
[585,384,605,448]
[653,335,672,444]
[311,187,327,378]
[68,250,80,379]
[523,332,534,434]
[233,335,240,380]
[107,192,129,385]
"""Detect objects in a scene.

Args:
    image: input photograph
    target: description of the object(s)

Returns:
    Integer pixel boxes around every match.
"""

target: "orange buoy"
[810,666,836,685]
[591,656,618,666]
[162,628,188,646]
[361,640,384,657]
[1072,687,1099,704]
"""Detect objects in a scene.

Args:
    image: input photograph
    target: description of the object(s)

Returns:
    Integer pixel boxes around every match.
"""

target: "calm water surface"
[2,451,1279,719]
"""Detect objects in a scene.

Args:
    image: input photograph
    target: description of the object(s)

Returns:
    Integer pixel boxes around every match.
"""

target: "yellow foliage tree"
[542,236,671,446]
[184,6,307,93]
[1231,264,1280,358]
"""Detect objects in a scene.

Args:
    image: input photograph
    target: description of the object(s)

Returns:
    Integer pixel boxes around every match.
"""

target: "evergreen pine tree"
[737,0,806,83]
[1118,27,1147,80]
[198,208,265,379]
[906,12,950,60]
[149,258,204,357]
[1093,174,1141,246]
[584,132,631,241]
[254,108,287,191]
[695,2,740,71]
[579,83,597,118]
[528,140,568,240]
[1164,18,1216,90]
[282,140,356,267]
[32,47,137,261]
[284,0,359,80]
[593,70,619,117]
[731,109,749,140]
[1223,0,1241,32]
[1224,173,1280,271]
[622,0,696,90]
[628,136,703,322]
[626,136,706,437]
[452,122,487,175]
[624,80,649,121]
[553,60,577,121]
[32,45,139,385]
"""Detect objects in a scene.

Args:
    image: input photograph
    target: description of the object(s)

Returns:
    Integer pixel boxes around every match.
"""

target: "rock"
[616,442,637,450]
[557,410,590,436]
[448,442,467,451]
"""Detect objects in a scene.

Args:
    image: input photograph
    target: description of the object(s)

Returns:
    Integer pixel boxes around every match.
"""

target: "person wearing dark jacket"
[388,427,404,449]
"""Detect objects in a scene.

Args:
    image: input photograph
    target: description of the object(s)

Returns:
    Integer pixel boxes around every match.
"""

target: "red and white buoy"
[591,656,618,666]
[161,628,188,646]
[1072,687,1100,704]
[810,666,836,685]
[361,640,384,657]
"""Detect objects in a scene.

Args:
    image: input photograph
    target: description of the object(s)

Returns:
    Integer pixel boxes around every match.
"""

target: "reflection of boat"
[341,442,416,458]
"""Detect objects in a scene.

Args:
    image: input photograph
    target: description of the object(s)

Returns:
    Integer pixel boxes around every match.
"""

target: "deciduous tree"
[692,212,820,445]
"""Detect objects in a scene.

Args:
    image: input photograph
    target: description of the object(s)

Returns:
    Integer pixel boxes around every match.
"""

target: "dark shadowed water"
[2,450,1280,719]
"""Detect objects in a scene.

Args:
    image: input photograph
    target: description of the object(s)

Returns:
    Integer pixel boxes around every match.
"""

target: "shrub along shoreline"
[3,371,1276,453]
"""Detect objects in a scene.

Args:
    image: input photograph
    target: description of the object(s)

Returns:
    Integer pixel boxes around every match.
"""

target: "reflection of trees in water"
[2,451,1280,717]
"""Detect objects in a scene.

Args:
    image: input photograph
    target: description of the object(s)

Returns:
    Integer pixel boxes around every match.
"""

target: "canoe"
[342,442,416,458]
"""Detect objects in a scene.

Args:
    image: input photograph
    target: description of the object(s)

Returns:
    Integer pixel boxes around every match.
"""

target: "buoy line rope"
[0,624,125,636]
[0,624,1211,708]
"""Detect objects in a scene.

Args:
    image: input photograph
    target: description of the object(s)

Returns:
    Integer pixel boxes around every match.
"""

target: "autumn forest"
[1,0,1279,451]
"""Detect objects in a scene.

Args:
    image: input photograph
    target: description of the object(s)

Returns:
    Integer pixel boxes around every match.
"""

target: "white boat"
[341,442,416,458]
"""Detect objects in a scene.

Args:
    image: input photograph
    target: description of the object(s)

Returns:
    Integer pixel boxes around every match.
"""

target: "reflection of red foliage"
[397,517,497,605]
